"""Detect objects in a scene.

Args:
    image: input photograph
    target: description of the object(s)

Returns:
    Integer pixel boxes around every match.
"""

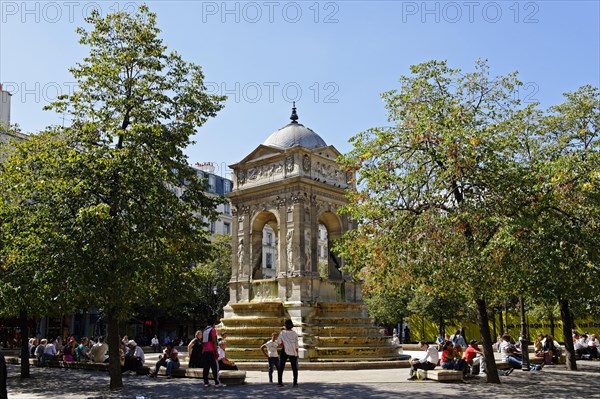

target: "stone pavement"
[6,357,600,399]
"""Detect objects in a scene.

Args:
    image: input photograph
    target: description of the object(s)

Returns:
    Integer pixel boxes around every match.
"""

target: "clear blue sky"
[1,1,599,179]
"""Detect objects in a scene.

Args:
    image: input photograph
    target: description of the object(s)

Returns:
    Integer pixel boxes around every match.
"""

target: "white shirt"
[218,347,226,361]
[151,337,159,346]
[90,342,109,363]
[43,343,56,356]
[130,346,145,365]
[263,340,279,358]
[499,341,516,361]
[574,338,588,350]
[277,329,299,357]
[420,345,439,364]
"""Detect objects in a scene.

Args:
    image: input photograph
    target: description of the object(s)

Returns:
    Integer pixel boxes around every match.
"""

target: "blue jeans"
[267,357,279,382]
[40,354,56,366]
[507,355,541,370]
[154,358,180,377]
[507,355,523,369]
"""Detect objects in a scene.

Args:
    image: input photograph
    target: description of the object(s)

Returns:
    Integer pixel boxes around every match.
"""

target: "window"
[210,221,216,233]
[224,202,231,215]
[266,232,273,245]
[224,179,232,193]
[266,253,273,269]
[223,222,231,234]
[208,175,216,192]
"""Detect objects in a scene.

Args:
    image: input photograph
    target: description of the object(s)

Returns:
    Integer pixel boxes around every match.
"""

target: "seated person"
[533,334,544,358]
[541,335,560,364]
[76,337,90,362]
[62,338,75,362]
[463,340,483,374]
[151,342,180,378]
[35,339,46,366]
[28,338,37,359]
[217,339,238,371]
[441,341,467,374]
[499,334,542,373]
[588,334,600,359]
[450,330,467,356]
[42,338,58,365]
[90,336,109,363]
[122,340,145,372]
[407,340,438,380]
[574,334,590,359]
[438,334,450,351]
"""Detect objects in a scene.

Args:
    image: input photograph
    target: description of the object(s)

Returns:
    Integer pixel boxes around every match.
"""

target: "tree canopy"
[0,5,225,389]
[336,60,599,382]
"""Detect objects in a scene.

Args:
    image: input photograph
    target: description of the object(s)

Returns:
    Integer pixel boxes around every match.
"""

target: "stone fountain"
[220,105,403,362]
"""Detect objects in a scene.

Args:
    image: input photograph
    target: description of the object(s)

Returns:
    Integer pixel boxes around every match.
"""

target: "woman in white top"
[276,319,299,388]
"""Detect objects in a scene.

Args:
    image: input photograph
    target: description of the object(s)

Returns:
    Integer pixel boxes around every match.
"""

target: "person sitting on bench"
[407,341,439,380]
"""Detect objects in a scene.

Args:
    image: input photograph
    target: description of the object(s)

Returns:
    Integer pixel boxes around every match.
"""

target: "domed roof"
[263,104,327,150]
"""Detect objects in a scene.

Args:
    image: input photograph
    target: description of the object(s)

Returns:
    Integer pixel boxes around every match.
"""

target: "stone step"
[315,336,394,347]
[315,346,401,357]
[313,327,382,337]
[228,302,286,317]
[311,317,376,325]
[221,317,287,327]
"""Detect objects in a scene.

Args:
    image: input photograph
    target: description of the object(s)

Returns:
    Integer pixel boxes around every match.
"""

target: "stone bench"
[137,366,246,384]
[421,369,464,382]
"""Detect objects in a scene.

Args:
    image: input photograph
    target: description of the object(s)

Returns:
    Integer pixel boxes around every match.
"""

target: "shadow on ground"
[6,363,600,399]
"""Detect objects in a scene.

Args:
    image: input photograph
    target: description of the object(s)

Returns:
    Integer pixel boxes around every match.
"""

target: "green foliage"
[0,4,225,388]
[179,234,232,320]
[335,59,549,383]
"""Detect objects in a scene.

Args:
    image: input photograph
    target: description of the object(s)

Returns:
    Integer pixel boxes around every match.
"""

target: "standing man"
[408,341,439,380]
[276,319,299,388]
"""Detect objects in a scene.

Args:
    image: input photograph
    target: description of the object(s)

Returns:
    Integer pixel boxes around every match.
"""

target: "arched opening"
[318,211,343,280]
[262,225,278,278]
[251,211,279,280]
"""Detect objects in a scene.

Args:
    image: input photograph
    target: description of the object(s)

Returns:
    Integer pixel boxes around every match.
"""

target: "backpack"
[202,326,212,347]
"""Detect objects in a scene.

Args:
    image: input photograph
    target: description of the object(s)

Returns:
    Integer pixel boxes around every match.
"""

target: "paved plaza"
[5,356,600,399]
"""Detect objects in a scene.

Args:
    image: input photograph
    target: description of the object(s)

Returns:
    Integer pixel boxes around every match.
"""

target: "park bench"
[137,365,246,385]
[416,369,463,382]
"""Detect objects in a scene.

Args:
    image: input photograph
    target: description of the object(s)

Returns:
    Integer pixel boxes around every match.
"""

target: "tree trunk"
[498,309,504,337]
[438,315,445,338]
[519,296,529,369]
[476,299,500,383]
[491,310,497,339]
[107,311,123,390]
[559,299,577,371]
[504,302,509,334]
[19,310,30,378]
[550,314,555,337]
[0,351,7,399]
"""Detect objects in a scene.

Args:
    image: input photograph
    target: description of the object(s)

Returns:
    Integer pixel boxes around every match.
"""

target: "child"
[260,332,279,383]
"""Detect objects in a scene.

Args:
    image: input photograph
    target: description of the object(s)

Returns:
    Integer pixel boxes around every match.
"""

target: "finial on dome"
[290,101,299,124]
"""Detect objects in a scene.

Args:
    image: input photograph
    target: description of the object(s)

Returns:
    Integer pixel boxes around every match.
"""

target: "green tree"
[337,60,533,383]
[511,86,600,370]
[407,289,472,339]
[1,129,86,377]
[178,234,232,322]
[0,5,225,389]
